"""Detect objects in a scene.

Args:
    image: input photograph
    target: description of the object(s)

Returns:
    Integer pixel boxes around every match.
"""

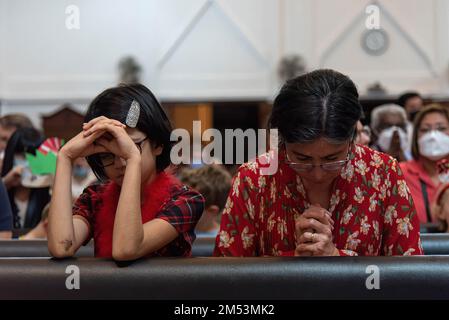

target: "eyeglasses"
[285,146,351,173]
[96,137,148,168]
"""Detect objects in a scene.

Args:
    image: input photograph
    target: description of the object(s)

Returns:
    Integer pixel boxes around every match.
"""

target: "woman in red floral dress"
[214,69,423,257]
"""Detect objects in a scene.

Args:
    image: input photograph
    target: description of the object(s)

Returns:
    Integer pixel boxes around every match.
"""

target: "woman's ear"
[152,143,163,156]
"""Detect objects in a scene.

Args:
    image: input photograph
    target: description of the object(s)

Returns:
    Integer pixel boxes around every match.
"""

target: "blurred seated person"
[1,128,51,229]
[397,91,424,122]
[355,120,371,146]
[0,114,34,172]
[71,157,98,201]
[432,183,449,233]
[214,69,422,257]
[397,91,424,149]
[400,104,449,223]
[179,165,232,236]
[370,104,411,162]
[21,203,49,240]
[0,180,13,239]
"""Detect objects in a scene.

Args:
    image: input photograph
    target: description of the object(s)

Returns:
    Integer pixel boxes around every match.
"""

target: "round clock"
[361,29,389,56]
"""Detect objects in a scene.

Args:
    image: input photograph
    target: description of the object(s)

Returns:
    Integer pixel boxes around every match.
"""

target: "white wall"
[1,0,449,127]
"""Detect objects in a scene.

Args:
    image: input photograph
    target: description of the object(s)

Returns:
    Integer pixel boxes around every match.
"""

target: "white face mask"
[418,130,449,161]
[377,126,409,152]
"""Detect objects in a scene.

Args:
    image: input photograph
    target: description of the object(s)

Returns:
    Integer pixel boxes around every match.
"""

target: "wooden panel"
[41,106,84,142]
[170,103,213,135]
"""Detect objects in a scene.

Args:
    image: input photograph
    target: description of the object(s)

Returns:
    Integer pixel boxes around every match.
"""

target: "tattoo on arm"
[60,240,73,251]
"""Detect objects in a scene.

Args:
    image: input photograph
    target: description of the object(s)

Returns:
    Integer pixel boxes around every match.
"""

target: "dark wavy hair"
[85,83,173,181]
[269,69,363,144]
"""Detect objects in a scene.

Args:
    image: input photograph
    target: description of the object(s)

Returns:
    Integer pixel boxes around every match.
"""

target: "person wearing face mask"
[370,104,411,162]
[400,104,449,224]
[214,69,422,257]
[0,127,51,229]
[71,157,97,201]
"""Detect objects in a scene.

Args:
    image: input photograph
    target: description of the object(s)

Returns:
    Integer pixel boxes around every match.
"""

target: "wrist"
[126,154,141,164]
[125,152,142,162]
[333,247,340,256]
[57,151,75,168]
[58,148,74,162]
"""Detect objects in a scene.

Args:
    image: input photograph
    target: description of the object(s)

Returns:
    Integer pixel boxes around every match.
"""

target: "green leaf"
[26,151,57,175]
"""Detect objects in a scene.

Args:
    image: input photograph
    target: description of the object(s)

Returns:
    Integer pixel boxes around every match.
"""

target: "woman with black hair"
[1,127,51,229]
[48,84,204,260]
[214,69,422,257]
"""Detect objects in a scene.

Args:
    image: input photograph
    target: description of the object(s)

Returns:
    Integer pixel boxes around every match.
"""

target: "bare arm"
[47,126,110,258]
[47,153,89,258]
[111,157,178,261]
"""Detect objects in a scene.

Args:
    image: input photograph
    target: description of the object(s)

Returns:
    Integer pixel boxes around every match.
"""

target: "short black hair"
[85,83,173,181]
[397,91,422,108]
[268,69,363,144]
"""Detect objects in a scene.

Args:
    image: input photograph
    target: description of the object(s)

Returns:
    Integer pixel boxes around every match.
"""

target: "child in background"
[179,165,232,236]
[1,127,51,229]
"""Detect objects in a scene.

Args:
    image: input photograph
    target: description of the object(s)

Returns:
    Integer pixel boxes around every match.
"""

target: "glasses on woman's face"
[96,137,148,168]
[285,145,351,173]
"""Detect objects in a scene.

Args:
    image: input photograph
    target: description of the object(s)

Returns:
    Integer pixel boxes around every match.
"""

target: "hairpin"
[126,100,140,128]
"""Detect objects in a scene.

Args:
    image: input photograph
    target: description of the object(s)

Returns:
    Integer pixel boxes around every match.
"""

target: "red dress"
[73,172,204,258]
[214,145,423,256]
[399,159,438,223]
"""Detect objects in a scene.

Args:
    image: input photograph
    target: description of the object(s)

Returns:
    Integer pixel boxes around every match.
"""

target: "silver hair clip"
[126,100,140,128]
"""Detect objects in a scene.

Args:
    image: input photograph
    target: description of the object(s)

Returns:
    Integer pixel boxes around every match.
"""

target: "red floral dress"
[214,144,423,256]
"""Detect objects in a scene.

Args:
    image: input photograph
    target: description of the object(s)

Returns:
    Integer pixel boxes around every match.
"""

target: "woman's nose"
[311,166,325,180]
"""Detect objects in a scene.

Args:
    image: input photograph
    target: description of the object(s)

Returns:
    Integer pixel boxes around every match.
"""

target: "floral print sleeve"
[380,159,423,255]
[214,165,259,257]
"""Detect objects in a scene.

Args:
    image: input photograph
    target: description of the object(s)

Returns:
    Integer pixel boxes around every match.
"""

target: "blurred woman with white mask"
[370,104,411,162]
[400,104,449,223]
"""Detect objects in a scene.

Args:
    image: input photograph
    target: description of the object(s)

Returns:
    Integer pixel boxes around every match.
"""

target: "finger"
[84,122,123,138]
[296,216,322,235]
[84,119,124,134]
[298,232,330,244]
[94,137,116,154]
[295,243,315,256]
[84,143,109,157]
[296,217,334,235]
[82,116,108,129]
[314,204,334,224]
[302,206,334,226]
[84,129,107,144]
[83,117,125,130]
